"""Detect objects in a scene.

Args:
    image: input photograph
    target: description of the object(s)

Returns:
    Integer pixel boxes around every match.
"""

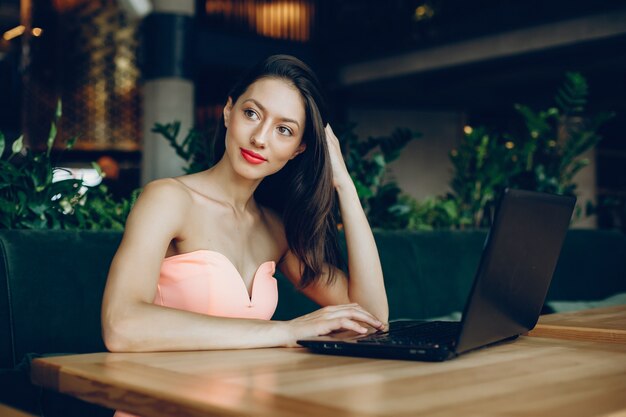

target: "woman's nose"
[251,124,270,147]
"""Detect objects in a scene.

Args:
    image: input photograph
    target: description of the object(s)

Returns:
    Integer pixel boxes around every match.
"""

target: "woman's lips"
[240,148,267,165]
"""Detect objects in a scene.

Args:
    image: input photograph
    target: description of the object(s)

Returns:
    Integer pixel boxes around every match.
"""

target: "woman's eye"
[277,126,293,136]
[244,109,259,120]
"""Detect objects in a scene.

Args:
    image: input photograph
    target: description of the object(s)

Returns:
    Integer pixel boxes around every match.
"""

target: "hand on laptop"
[285,303,386,347]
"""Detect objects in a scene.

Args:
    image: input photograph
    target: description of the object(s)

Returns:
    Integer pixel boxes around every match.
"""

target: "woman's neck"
[203,158,262,214]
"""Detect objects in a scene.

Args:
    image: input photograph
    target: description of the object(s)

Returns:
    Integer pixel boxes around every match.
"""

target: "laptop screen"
[455,189,576,354]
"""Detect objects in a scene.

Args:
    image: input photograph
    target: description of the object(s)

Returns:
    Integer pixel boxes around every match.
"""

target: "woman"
[101,55,388,355]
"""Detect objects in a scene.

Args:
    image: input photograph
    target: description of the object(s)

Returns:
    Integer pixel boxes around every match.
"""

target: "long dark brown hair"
[213,55,343,288]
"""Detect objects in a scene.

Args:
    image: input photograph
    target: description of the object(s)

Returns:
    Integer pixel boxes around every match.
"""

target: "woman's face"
[223,77,307,181]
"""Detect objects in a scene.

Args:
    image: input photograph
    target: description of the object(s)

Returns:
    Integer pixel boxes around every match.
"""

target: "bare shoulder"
[124,178,193,235]
[140,177,192,202]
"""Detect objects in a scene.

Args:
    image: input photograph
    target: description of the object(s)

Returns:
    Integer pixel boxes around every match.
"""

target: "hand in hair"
[324,124,353,190]
[283,303,385,347]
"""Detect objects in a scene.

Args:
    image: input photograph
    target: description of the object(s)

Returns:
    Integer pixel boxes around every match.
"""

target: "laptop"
[298,189,576,361]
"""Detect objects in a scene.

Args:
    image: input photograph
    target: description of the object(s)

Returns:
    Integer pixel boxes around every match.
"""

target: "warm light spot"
[450,149,458,157]
[52,0,89,13]
[114,55,135,94]
[32,28,43,37]
[3,25,25,41]
[505,141,515,149]
[531,131,539,139]
[463,125,473,135]
[548,140,557,147]
[205,0,313,42]
[413,4,434,21]
[255,2,312,41]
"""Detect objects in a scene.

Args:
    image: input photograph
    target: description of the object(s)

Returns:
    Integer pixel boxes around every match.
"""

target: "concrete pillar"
[141,0,194,184]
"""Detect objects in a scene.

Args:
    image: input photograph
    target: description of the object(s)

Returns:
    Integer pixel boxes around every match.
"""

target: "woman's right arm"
[102,179,283,351]
[101,179,383,352]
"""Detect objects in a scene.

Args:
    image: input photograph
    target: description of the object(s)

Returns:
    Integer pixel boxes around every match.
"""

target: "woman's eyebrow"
[243,98,301,128]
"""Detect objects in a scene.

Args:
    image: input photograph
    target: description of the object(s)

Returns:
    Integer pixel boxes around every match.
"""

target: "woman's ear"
[223,97,233,128]
[290,143,307,160]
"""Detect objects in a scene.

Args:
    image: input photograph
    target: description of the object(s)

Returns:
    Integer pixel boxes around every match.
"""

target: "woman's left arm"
[279,124,389,323]
[325,124,389,323]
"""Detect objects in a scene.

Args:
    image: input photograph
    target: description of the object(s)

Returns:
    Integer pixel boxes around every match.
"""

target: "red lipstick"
[240,148,267,164]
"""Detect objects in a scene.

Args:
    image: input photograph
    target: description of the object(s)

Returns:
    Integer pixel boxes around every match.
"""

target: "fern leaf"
[555,72,588,115]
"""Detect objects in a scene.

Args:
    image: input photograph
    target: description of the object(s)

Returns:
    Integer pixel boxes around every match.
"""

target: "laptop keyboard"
[357,320,461,348]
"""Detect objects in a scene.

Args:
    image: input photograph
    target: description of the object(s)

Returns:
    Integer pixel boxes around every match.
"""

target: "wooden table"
[0,403,37,417]
[31,337,626,417]
[528,305,626,343]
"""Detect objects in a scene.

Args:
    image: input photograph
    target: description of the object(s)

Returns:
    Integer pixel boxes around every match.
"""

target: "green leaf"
[0,131,5,158]
[16,191,27,215]
[555,72,588,115]
[380,128,419,162]
[66,135,78,149]
[353,180,373,200]
[12,135,23,154]
[28,202,48,216]
[372,153,385,168]
[55,99,62,119]
[47,122,57,156]
[91,161,104,178]
[514,104,550,135]
[563,158,590,182]
[441,200,458,219]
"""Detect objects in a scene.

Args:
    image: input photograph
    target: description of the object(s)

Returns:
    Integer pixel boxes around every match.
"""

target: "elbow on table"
[102,319,131,352]
[101,309,143,353]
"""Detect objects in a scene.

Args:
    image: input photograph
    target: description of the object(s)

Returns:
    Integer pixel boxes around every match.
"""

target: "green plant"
[152,122,215,174]
[337,124,421,228]
[0,101,137,230]
[68,183,141,230]
[410,72,613,229]
[405,196,466,231]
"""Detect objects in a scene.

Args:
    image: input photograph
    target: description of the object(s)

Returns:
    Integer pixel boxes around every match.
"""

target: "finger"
[321,305,383,328]
[351,310,386,330]
[334,318,368,334]
[326,308,384,329]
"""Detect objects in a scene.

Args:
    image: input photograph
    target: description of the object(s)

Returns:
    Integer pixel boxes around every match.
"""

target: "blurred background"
[1,0,625,229]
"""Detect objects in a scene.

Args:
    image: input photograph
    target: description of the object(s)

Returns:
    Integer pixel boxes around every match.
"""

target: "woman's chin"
[232,163,271,182]
[233,160,285,181]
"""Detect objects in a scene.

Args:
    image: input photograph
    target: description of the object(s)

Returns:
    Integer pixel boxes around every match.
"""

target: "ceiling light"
[3,25,25,41]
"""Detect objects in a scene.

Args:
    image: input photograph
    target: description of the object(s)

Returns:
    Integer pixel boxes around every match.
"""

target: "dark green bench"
[1,229,625,415]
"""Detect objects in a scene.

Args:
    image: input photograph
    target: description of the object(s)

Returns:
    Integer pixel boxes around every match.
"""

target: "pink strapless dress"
[114,250,278,417]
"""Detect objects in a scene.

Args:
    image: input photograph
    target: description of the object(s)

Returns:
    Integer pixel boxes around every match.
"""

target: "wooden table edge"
[528,324,626,343]
[30,357,62,391]
[27,353,359,417]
